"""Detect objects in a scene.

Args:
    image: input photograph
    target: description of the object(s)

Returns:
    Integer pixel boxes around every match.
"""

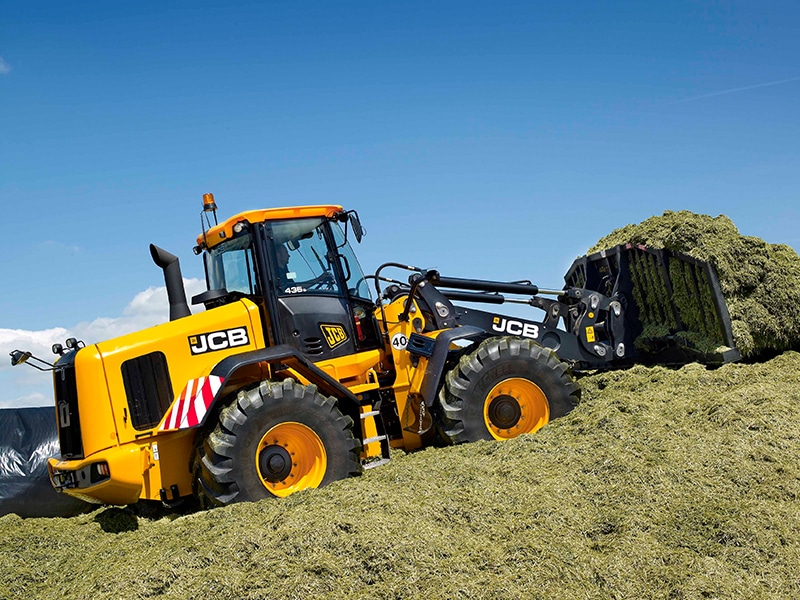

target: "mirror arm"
[9,349,54,371]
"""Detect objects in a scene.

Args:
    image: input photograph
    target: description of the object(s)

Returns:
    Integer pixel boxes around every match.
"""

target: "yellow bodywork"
[375,296,442,452]
[46,294,433,505]
[48,299,267,505]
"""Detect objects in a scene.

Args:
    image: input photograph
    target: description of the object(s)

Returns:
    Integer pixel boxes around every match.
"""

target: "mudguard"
[157,345,362,434]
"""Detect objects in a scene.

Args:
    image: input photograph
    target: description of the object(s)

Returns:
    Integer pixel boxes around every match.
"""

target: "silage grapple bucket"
[565,244,740,366]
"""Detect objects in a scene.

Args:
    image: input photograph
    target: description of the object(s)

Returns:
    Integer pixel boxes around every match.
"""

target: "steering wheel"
[308,271,336,290]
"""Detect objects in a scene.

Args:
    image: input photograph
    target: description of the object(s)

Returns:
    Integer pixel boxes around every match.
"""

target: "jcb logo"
[320,324,348,349]
[189,327,250,355]
[492,317,540,339]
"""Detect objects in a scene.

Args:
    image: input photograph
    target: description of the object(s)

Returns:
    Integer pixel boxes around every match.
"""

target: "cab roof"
[197,205,344,249]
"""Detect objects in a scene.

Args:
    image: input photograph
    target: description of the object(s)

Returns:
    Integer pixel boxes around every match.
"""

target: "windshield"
[268,217,371,299]
[271,218,340,296]
[205,233,259,295]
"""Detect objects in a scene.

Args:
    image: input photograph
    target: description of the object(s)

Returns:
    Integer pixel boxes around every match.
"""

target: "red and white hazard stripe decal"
[158,375,224,431]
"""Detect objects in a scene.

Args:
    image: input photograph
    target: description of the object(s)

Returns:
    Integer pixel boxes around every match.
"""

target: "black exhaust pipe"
[150,244,191,321]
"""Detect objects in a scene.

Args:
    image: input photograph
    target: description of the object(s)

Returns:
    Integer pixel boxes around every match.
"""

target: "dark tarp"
[0,407,91,518]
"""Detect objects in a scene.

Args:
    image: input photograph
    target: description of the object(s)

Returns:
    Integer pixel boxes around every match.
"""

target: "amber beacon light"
[200,192,219,233]
[202,193,218,212]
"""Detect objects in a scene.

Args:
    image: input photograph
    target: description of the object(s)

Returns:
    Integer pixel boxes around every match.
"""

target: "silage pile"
[2,354,799,599]
[589,210,800,358]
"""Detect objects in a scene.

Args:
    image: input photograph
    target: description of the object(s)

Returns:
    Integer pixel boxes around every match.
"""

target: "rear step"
[360,409,391,469]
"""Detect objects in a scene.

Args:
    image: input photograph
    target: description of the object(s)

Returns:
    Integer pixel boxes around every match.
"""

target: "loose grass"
[2,354,799,599]
[589,210,800,357]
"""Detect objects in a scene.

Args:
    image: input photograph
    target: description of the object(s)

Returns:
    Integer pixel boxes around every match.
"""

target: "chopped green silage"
[3,354,800,600]
[589,210,800,357]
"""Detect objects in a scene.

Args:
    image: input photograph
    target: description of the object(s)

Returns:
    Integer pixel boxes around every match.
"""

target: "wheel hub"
[258,445,293,483]
[483,377,550,440]
[255,421,328,498]
[487,394,522,429]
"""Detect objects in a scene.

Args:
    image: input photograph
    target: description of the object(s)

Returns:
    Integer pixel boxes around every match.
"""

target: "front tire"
[436,336,579,444]
[194,379,362,507]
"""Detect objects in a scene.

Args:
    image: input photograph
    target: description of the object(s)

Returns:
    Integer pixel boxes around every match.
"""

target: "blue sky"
[2,1,799,406]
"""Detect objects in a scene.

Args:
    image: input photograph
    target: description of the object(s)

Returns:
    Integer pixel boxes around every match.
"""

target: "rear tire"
[436,336,579,444]
[194,379,362,507]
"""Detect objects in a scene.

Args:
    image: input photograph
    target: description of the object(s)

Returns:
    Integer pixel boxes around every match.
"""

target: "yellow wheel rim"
[255,422,327,498]
[483,377,550,440]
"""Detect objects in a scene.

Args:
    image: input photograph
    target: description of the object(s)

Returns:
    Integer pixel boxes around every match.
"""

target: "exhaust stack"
[150,244,191,321]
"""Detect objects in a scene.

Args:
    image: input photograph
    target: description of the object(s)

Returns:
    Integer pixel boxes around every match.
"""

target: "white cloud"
[0,278,206,408]
[0,56,10,75]
[72,278,207,343]
[0,327,69,361]
[0,392,49,410]
[39,240,81,255]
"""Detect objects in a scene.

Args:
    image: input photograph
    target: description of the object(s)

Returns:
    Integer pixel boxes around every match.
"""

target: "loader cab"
[195,206,381,360]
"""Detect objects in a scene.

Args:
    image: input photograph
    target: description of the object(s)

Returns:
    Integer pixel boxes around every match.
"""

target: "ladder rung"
[360,410,380,419]
[363,458,391,470]
[363,435,387,445]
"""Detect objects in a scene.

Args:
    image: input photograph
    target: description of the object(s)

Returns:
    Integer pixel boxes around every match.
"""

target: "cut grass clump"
[589,210,800,357]
[2,353,799,599]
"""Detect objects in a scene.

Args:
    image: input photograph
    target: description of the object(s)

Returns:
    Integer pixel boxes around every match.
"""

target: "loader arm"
[375,243,739,371]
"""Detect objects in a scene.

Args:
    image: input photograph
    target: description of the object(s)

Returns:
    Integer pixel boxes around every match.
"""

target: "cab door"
[264,217,360,360]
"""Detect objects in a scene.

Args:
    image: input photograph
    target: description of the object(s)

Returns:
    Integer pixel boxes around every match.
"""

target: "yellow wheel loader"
[11,195,739,508]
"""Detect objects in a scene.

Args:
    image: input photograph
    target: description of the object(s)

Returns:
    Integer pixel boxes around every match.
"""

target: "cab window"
[205,234,258,295]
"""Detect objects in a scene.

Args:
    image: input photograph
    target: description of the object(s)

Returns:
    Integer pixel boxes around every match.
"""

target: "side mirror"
[349,211,365,243]
[9,349,54,371]
[10,350,32,366]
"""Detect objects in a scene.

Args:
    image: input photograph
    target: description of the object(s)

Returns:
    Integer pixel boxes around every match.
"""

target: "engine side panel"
[94,299,266,446]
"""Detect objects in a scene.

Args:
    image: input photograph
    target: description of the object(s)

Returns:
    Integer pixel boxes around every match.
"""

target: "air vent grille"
[304,337,324,356]
[121,352,174,430]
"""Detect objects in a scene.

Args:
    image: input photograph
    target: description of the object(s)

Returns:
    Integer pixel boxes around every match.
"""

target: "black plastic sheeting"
[1,407,91,518]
